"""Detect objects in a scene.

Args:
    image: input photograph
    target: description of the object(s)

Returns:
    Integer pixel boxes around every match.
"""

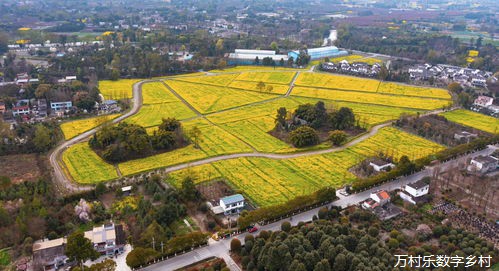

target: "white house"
[219,194,245,215]
[473,96,493,107]
[468,156,498,173]
[362,190,390,209]
[50,101,72,112]
[400,179,430,205]
[369,158,395,172]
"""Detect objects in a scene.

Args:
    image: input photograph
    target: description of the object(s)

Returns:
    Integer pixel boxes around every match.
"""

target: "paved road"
[141,145,497,271]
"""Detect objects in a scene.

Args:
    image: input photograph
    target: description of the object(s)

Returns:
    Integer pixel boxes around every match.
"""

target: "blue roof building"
[219,194,245,215]
[288,46,348,61]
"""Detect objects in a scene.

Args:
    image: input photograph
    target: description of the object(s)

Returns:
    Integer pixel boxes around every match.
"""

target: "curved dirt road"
[49,76,451,194]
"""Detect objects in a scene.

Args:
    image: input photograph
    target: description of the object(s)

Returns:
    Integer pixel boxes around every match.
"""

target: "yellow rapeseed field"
[174,73,239,86]
[292,86,451,110]
[99,79,141,99]
[295,72,380,92]
[235,71,296,84]
[165,80,278,113]
[228,80,289,94]
[440,109,499,134]
[62,142,118,184]
[60,114,120,140]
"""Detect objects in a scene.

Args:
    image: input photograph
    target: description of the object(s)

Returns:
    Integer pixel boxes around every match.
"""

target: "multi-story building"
[219,194,245,215]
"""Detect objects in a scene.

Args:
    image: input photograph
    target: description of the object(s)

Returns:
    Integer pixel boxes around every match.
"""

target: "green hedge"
[238,187,336,229]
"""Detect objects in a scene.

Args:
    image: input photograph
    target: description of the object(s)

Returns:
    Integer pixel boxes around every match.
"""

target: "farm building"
[228,49,288,65]
[220,194,245,215]
[288,46,347,61]
[400,179,430,205]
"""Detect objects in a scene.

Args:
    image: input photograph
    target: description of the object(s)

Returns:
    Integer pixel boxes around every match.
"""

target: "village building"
[32,238,68,271]
[228,49,288,65]
[0,101,5,114]
[468,156,498,174]
[454,131,477,142]
[12,105,30,117]
[473,96,493,107]
[400,179,430,205]
[121,186,132,196]
[50,101,72,112]
[32,223,126,270]
[369,158,395,172]
[219,194,245,215]
[362,190,390,209]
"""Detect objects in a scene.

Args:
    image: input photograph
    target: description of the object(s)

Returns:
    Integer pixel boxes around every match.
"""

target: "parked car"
[248,226,258,233]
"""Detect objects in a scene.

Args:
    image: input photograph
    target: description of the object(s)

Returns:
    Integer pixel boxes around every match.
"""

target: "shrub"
[230,238,242,253]
[281,221,291,232]
[289,126,319,147]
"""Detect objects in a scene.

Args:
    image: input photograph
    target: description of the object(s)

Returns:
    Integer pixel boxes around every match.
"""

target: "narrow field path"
[49,75,454,194]
[285,71,300,97]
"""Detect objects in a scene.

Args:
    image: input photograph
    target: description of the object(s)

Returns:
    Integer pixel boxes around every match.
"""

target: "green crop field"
[440,109,499,134]
[235,71,296,84]
[164,80,278,113]
[60,114,120,140]
[99,79,141,99]
[62,142,118,183]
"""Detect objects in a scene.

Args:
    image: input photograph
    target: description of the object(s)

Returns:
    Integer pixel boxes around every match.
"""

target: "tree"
[158,118,181,132]
[328,130,348,146]
[0,31,8,54]
[289,126,319,147]
[457,92,473,108]
[215,39,224,54]
[378,64,389,81]
[33,125,52,152]
[266,85,274,93]
[254,56,260,65]
[35,84,51,98]
[281,221,291,232]
[230,238,242,253]
[89,259,116,271]
[448,82,463,93]
[275,107,287,131]
[333,253,347,271]
[189,125,202,148]
[257,81,266,91]
[181,176,197,201]
[65,232,100,269]
[126,247,159,268]
[95,182,107,197]
[270,41,279,52]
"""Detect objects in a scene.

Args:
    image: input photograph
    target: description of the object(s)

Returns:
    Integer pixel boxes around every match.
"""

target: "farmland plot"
[295,72,380,92]
[141,82,183,104]
[60,114,120,140]
[99,79,141,99]
[235,71,296,84]
[228,81,289,94]
[62,142,118,183]
[126,102,196,127]
[165,80,278,113]
[378,82,451,99]
[440,109,499,134]
[175,73,239,86]
[292,86,451,110]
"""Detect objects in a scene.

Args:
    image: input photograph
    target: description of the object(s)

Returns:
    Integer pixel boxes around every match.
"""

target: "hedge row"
[237,187,336,229]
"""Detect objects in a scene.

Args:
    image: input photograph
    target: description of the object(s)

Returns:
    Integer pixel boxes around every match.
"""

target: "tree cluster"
[275,102,357,148]
[89,118,186,162]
